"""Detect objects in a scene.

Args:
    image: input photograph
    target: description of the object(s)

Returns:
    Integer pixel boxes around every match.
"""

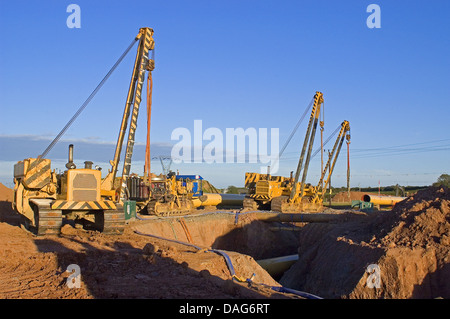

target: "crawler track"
[243,197,259,211]
[30,199,63,236]
[95,209,126,235]
[146,200,192,217]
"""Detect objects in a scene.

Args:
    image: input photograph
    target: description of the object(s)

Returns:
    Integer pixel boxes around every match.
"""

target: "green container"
[124,200,136,220]
[351,200,373,212]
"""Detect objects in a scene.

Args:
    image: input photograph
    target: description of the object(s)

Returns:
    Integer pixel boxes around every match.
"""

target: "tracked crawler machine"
[12,28,156,235]
[13,145,125,235]
[126,173,194,217]
[269,120,350,213]
[243,91,351,213]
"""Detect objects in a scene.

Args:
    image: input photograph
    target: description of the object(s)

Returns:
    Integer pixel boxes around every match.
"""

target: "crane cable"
[38,38,139,159]
[311,123,341,160]
[270,97,314,171]
[347,129,351,194]
[144,48,155,180]
[279,98,313,158]
[144,71,153,180]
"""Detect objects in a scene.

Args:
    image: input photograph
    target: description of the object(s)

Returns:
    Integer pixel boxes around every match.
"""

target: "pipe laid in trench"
[133,229,322,299]
[256,255,299,279]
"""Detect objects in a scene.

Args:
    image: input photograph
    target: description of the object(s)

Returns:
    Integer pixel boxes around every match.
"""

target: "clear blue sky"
[0,0,449,189]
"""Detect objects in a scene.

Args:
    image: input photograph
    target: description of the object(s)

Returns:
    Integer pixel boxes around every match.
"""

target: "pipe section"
[191,193,245,208]
[363,194,406,206]
[256,255,299,279]
[219,194,245,206]
[192,193,223,207]
[133,229,322,299]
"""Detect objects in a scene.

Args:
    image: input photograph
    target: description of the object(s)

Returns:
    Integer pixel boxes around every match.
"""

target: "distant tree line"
[433,174,450,187]
[225,185,246,194]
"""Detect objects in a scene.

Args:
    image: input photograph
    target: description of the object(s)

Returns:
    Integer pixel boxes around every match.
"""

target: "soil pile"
[280,186,450,299]
[0,183,16,225]
[0,182,13,201]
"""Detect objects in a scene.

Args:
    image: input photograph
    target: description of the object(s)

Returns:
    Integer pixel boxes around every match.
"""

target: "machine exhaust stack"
[68,144,74,163]
[66,144,76,169]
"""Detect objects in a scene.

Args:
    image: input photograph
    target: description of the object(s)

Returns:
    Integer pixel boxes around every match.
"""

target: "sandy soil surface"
[0,183,301,299]
[2,183,449,299]
[281,186,450,299]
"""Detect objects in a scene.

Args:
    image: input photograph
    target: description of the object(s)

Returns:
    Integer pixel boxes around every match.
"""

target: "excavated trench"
[132,211,301,281]
[132,186,450,300]
[3,186,448,299]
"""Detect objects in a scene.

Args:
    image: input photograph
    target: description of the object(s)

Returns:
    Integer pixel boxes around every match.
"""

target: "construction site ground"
[0,183,449,300]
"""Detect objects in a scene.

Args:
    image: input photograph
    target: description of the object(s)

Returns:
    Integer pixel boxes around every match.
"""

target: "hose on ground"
[132,229,322,299]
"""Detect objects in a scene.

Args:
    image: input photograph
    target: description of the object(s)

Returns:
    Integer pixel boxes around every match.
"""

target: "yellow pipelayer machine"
[244,92,351,213]
[13,147,123,235]
[12,28,155,235]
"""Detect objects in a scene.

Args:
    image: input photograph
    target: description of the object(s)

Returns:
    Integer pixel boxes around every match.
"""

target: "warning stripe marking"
[51,200,116,210]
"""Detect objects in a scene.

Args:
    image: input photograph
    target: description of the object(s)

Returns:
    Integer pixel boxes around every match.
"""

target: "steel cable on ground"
[39,38,139,159]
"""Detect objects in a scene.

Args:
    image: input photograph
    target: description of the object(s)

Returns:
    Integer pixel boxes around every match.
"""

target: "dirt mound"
[202,180,220,193]
[372,186,450,248]
[280,186,450,299]
[332,191,367,202]
[0,183,13,202]
[0,183,19,225]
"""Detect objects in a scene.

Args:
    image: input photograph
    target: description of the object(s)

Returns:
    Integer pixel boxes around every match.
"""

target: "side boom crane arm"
[101,27,155,201]
[289,91,324,201]
[314,120,350,201]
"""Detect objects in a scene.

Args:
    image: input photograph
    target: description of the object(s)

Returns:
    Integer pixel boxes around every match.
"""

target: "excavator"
[12,28,156,235]
[243,91,351,213]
